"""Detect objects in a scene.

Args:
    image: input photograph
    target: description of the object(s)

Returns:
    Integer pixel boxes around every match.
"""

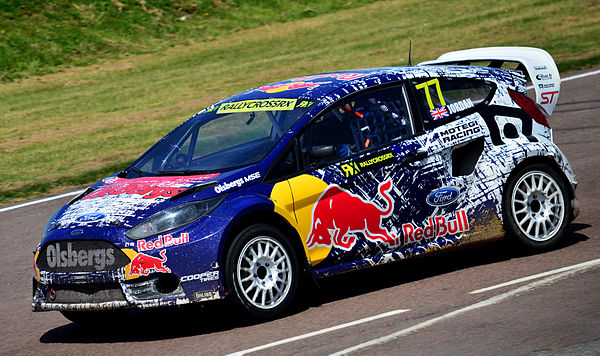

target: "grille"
[46,283,125,303]
[37,240,130,273]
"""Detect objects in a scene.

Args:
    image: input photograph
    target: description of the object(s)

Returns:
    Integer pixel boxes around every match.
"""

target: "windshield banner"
[217,99,297,114]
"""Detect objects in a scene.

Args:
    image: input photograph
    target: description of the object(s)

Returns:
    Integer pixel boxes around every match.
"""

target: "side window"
[300,85,413,169]
[412,78,494,129]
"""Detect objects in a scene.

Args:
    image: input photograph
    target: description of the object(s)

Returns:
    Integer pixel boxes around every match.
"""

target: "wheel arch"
[502,155,575,207]
[219,208,310,276]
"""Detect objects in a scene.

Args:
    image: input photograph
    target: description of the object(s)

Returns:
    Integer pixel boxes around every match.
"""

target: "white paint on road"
[226,308,410,356]
[0,190,84,213]
[329,261,600,355]
[469,258,600,294]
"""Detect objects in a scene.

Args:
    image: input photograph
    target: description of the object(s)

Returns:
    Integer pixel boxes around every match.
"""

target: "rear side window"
[411,78,495,129]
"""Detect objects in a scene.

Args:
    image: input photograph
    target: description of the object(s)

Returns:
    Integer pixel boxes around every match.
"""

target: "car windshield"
[131,99,316,175]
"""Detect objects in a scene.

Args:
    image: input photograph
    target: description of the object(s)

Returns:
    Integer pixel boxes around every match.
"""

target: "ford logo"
[426,187,460,206]
[76,213,106,222]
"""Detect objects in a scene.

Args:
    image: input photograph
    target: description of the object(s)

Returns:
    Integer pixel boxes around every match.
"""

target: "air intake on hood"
[169,182,217,201]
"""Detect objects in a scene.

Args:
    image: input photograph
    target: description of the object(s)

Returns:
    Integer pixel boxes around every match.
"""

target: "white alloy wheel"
[236,236,292,310]
[511,170,565,242]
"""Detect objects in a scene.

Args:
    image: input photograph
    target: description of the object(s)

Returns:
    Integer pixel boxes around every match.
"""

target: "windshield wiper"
[156,169,213,176]
[119,166,146,178]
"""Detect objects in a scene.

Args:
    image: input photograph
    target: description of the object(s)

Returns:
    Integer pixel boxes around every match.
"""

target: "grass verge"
[1,0,599,205]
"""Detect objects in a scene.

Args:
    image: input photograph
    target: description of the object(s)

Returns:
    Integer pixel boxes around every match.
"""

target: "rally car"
[33,47,578,321]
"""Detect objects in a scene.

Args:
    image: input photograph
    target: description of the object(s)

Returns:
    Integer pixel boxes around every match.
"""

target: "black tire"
[503,163,571,251]
[225,224,300,318]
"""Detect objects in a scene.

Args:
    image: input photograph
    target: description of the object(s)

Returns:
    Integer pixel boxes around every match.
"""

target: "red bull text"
[137,233,190,252]
[402,210,469,244]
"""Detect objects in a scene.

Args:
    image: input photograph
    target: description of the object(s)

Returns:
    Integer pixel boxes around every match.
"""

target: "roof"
[218,65,518,104]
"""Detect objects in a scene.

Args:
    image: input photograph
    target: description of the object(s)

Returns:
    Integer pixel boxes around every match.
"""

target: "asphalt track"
[1,68,599,355]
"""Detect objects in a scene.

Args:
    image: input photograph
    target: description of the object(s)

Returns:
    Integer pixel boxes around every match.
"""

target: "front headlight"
[126,195,226,240]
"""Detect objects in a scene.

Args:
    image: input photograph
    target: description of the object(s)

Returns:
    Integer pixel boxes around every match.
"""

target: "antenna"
[407,40,412,66]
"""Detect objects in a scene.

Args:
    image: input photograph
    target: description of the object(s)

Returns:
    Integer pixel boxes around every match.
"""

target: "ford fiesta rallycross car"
[33,47,579,320]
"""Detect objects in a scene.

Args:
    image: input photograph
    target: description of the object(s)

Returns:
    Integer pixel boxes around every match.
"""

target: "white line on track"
[225,308,410,356]
[2,68,599,215]
[330,259,600,355]
[470,258,600,294]
[0,190,84,213]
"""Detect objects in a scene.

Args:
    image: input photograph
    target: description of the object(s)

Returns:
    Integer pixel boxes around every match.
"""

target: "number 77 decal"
[415,78,447,110]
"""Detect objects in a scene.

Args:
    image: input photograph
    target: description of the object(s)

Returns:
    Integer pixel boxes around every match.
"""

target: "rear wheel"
[225,224,299,318]
[503,163,570,251]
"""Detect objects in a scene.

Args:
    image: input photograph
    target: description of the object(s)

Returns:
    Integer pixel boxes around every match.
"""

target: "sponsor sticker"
[75,212,106,222]
[338,150,397,178]
[216,99,297,114]
[194,291,217,300]
[438,120,482,145]
[402,210,469,244]
[181,270,219,283]
[46,242,115,271]
[214,172,261,193]
[540,91,558,105]
[538,83,555,89]
[137,233,190,252]
[307,180,397,250]
[534,65,547,70]
[426,187,460,206]
[291,73,368,81]
[535,73,553,81]
[128,250,171,277]
[296,100,313,108]
[257,81,329,93]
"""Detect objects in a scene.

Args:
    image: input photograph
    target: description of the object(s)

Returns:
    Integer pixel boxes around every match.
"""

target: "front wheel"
[225,224,300,318]
[503,163,571,251]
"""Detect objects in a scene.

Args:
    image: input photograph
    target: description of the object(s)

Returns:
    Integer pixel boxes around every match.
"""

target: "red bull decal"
[82,174,219,200]
[402,210,469,244]
[137,233,190,252]
[128,250,171,276]
[307,180,397,251]
[257,81,328,93]
[291,73,368,81]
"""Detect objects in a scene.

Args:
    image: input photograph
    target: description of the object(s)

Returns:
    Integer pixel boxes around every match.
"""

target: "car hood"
[53,174,220,230]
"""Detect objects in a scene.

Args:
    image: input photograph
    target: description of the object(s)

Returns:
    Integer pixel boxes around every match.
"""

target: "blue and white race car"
[33,47,578,321]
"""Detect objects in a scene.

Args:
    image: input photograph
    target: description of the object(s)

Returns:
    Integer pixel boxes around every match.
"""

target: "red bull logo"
[128,250,171,277]
[257,81,326,93]
[307,180,397,251]
[402,210,469,244]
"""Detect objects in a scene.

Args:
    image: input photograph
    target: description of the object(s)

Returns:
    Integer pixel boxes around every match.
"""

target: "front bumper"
[32,272,222,312]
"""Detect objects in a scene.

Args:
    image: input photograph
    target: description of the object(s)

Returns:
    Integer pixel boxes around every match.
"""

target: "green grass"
[1,0,599,205]
[0,0,378,81]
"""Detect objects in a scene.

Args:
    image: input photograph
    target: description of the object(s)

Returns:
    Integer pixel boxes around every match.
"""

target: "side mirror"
[311,145,336,158]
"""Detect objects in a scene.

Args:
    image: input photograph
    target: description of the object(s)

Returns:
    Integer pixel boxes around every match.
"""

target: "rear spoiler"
[418,47,560,114]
